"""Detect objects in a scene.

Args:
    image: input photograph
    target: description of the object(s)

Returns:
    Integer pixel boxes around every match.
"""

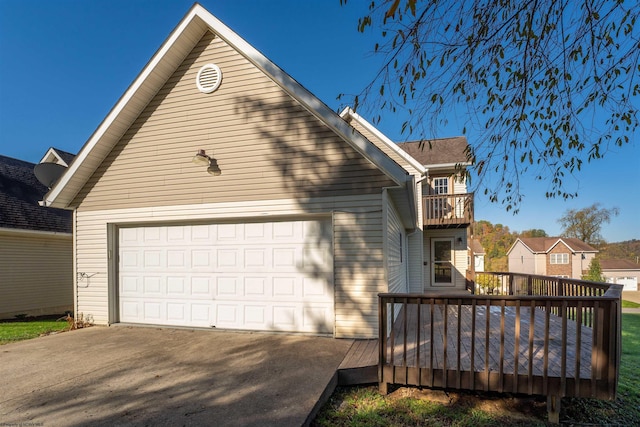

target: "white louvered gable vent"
[196,63,222,93]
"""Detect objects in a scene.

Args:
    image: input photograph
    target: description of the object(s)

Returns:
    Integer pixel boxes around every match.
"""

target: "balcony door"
[431,237,455,287]
[431,177,450,219]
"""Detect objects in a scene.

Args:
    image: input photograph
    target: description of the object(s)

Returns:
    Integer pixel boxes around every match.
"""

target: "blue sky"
[1,0,638,242]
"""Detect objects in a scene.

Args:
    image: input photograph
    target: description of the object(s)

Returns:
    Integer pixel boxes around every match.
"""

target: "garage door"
[118,220,333,333]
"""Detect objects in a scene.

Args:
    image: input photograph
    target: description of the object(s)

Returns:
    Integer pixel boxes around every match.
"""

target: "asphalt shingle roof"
[0,155,72,233]
[600,259,640,271]
[398,137,469,166]
[518,237,598,253]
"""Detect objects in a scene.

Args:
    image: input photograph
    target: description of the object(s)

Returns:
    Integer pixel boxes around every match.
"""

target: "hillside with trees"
[597,240,640,263]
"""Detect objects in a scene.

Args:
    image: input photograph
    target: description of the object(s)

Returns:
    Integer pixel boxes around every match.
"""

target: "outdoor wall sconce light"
[457,237,463,244]
[192,149,222,176]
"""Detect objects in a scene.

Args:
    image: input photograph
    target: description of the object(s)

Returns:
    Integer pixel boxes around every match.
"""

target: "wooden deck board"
[339,339,378,370]
[390,304,594,379]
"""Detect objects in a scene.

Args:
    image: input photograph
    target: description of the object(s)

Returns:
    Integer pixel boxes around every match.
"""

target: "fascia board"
[556,238,598,254]
[547,238,570,254]
[340,107,426,174]
[45,4,408,208]
[427,162,473,170]
[44,5,208,208]
[0,227,72,239]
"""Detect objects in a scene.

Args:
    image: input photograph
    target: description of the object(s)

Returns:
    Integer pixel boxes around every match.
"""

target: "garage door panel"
[119,220,333,333]
[167,276,186,295]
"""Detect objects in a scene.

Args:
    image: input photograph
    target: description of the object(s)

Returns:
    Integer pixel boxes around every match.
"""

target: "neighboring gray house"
[507,237,598,279]
[601,259,639,291]
[0,152,73,318]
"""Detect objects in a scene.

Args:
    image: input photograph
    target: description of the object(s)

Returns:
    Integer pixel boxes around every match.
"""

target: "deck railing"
[378,274,622,422]
[473,272,612,328]
[423,193,473,227]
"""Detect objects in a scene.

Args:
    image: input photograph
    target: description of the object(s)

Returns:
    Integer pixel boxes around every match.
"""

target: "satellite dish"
[34,162,67,188]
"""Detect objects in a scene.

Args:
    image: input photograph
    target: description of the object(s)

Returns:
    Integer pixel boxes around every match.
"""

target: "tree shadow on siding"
[233,93,395,338]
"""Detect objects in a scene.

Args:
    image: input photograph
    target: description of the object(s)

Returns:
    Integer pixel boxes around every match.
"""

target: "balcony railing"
[423,193,473,227]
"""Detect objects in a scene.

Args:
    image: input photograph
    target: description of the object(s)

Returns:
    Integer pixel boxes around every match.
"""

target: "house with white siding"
[41,4,473,338]
[341,109,473,294]
[601,259,639,291]
[0,152,73,319]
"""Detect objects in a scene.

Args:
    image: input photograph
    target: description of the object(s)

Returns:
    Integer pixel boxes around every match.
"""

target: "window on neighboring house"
[550,253,569,264]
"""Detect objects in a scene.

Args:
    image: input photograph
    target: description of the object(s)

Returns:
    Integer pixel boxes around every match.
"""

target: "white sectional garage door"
[118,220,333,333]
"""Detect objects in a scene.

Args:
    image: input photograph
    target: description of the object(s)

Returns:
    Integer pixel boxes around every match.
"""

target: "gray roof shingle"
[397,137,469,166]
[518,237,598,253]
[0,155,72,233]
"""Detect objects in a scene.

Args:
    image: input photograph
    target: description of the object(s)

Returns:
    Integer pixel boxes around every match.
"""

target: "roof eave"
[340,107,426,175]
[45,4,409,208]
[44,5,210,208]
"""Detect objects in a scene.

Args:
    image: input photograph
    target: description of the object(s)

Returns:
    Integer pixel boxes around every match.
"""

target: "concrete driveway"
[0,326,353,426]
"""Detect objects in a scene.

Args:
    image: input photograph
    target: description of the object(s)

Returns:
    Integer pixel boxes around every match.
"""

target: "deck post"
[379,381,389,395]
[547,394,560,424]
[378,295,388,395]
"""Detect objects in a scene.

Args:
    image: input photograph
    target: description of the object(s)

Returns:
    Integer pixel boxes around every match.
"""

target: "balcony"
[423,193,473,228]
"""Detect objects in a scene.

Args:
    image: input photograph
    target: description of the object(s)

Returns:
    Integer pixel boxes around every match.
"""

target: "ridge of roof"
[515,237,598,253]
[44,3,409,208]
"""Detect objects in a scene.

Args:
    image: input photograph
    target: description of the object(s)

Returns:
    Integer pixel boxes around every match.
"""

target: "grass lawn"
[622,300,640,308]
[0,318,70,345]
[314,313,640,426]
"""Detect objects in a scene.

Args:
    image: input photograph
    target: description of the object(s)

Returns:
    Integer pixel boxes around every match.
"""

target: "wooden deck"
[337,339,378,385]
[337,275,622,423]
[337,303,595,386]
[388,303,594,379]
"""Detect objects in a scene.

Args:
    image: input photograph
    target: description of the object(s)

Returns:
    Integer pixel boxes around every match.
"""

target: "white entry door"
[118,220,333,333]
[431,237,455,287]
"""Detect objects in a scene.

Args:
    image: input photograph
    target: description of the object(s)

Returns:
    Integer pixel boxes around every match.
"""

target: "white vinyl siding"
[75,194,386,338]
[0,229,73,318]
[72,32,394,210]
[385,193,407,294]
[453,174,467,194]
[406,230,424,293]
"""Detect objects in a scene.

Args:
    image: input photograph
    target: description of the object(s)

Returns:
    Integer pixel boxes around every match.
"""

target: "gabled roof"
[0,155,71,234]
[469,239,485,255]
[398,137,470,168]
[508,237,598,255]
[39,147,76,167]
[43,3,410,209]
[600,259,640,271]
[339,107,426,174]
